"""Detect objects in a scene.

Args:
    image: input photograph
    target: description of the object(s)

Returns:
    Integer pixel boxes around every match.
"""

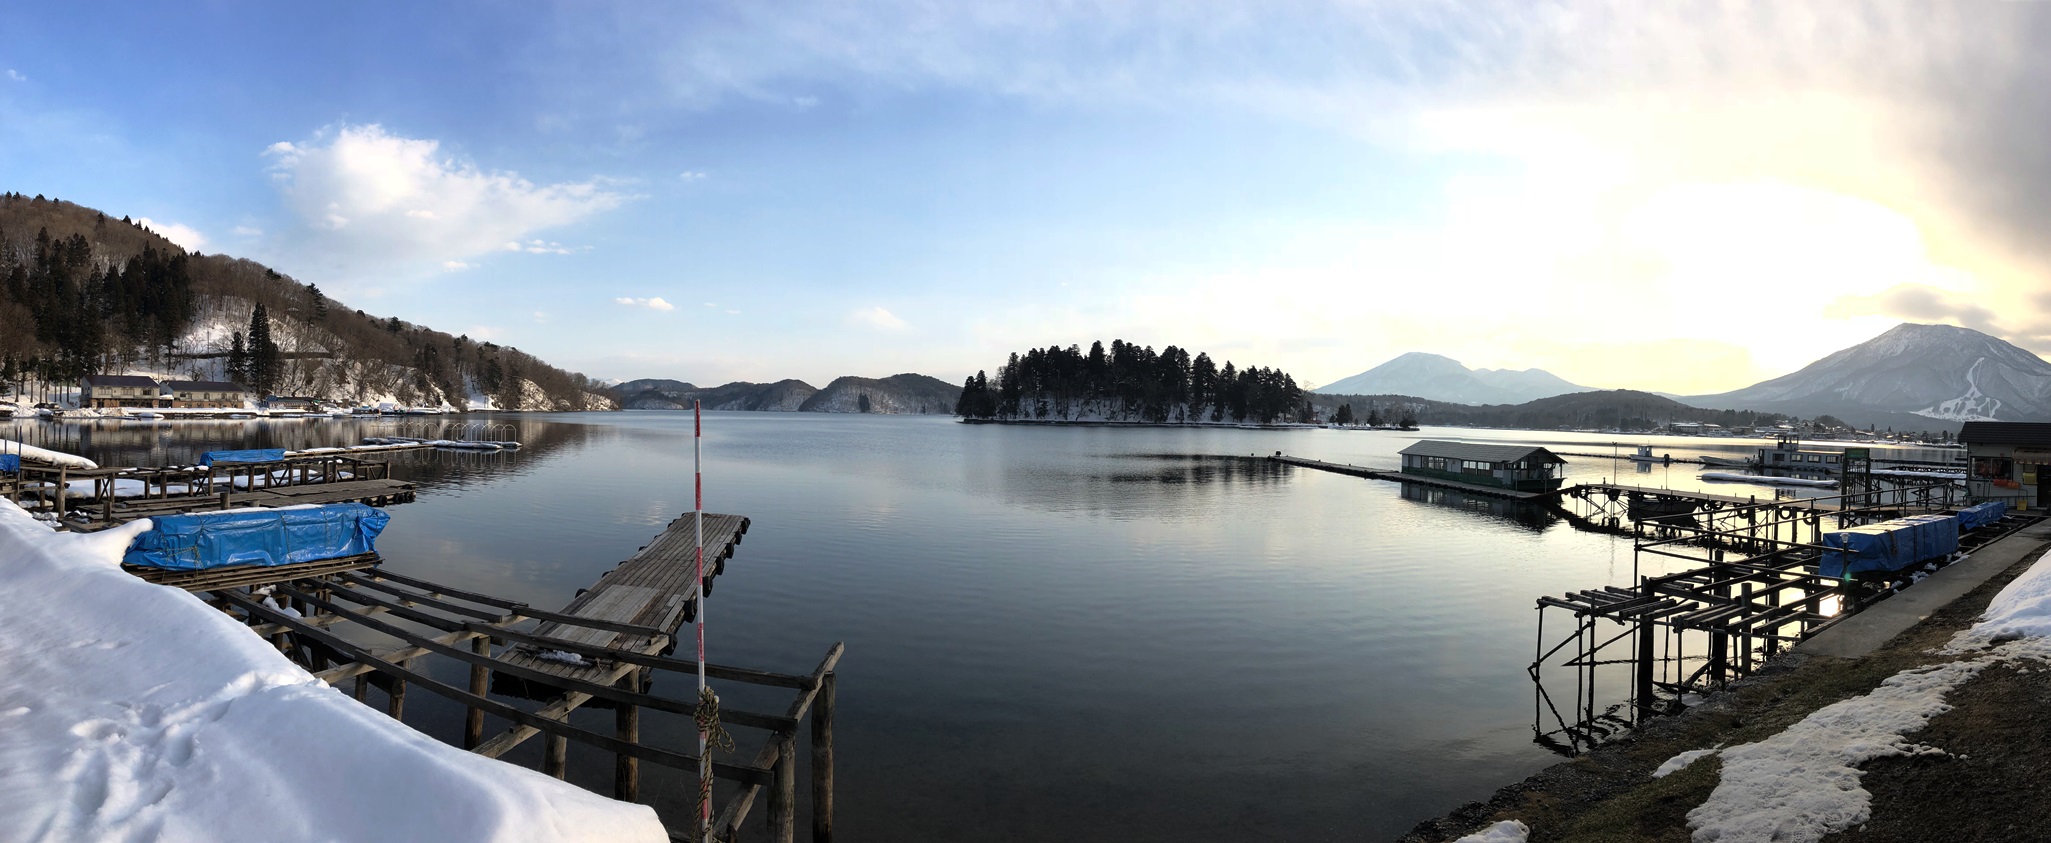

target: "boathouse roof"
[1959,422,2051,448]
[1398,440,1565,465]
[79,374,164,389]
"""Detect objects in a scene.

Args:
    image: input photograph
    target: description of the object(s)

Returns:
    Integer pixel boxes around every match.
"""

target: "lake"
[2,412,1959,840]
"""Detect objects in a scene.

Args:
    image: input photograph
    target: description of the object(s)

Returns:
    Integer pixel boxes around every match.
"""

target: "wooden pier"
[9,453,417,524]
[152,511,836,843]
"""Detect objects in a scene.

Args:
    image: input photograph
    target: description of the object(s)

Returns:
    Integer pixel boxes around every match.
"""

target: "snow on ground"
[1664,549,2051,843]
[1453,820,1529,843]
[0,499,664,843]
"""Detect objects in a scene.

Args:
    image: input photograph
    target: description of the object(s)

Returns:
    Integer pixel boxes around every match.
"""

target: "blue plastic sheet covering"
[122,503,391,571]
[0,454,17,473]
[199,448,288,466]
[1958,501,2008,531]
[1818,514,1961,581]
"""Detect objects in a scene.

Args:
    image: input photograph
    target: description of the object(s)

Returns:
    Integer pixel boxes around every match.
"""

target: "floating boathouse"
[1397,440,1566,493]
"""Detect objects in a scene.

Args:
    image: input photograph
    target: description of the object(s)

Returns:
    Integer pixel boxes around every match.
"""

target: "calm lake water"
[2,412,1963,840]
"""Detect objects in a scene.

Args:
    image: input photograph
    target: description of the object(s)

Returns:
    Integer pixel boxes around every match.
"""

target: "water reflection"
[1398,483,1562,533]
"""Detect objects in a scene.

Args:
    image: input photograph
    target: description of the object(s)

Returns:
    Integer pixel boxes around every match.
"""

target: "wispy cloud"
[264,123,624,281]
[848,306,907,331]
[442,260,474,271]
[4,69,24,83]
[615,296,676,311]
[231,225,262,237]
[135,217,208,251]
[679,170,707,181]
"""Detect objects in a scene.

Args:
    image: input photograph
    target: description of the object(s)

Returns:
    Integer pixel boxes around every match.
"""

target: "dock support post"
[464,636,490,749]
[387,659,409,719]
[1635,580,1656,717]
[811,672,836,843]
[544,733,568,779]
[769,732,797,843]
[615,669,644,801]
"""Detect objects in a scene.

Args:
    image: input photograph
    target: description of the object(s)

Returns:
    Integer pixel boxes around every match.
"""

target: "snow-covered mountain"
[1690,323,2051,422]
[1315,352,1592,405]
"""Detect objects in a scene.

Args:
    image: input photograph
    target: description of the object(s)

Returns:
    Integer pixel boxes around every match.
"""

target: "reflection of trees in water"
[1101,454,1292,487]
[998,454,1293,520]
[1398,483,1561,534]
[1,415,604,493]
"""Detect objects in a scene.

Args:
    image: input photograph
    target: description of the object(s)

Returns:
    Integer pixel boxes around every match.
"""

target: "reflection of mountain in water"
[1102,454,1292,487]
[1398,482,1562,533]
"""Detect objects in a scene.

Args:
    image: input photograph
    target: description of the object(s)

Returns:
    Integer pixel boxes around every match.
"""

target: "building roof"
[1398,440,1566,464]
[80,375,163,388]
[1959,421,2051,448]
[162,380,247,392]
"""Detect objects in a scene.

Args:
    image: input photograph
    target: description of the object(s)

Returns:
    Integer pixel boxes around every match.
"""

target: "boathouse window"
[1973,457,2014,480]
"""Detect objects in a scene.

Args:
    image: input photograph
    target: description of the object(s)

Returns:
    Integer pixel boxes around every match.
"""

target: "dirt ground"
[1400,535,2051,843]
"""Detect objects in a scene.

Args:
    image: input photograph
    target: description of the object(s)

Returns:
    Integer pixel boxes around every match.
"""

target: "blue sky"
[5,2,2050,394]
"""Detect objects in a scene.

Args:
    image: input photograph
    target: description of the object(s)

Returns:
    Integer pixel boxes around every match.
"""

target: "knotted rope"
[694,686,736,841]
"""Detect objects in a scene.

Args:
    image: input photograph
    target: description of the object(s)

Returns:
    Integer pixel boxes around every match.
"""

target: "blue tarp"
[122,504,390,571]
[0,454,17,473]
[1958,501,2008,531]
[199,449,288,466]
[1819,514,1961,581]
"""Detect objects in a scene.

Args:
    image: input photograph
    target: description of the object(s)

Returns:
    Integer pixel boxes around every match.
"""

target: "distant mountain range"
[1316,323,2051,431]
[1316,352,1592,405]
[613,373,961,414]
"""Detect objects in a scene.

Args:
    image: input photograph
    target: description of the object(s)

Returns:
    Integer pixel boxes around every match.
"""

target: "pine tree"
[248,303,281,394]
[227,331,248,384]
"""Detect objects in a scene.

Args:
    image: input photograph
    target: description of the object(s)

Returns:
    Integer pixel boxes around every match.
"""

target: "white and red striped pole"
[694,400,710,840]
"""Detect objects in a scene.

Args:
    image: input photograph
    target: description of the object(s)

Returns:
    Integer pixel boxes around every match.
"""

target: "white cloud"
[5,69,24,82]
[615,296,676,311]
[849,306,908,331]
[679,170,707,181]
[442,260,473,271]
[135,217,208,251]
[231,225,262,237]
[264,123,623,278]
[532,311,549,324]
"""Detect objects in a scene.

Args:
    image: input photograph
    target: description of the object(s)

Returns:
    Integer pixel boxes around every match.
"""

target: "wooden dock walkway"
[494,512,751,683]
[1270,455,1556,501]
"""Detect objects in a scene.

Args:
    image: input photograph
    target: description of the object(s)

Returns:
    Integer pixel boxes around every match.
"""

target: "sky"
[4,1,2051,395]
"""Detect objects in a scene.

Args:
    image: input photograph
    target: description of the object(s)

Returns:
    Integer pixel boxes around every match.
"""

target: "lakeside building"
[1960,421,2051,511]
[262,395,321,412]
[164,380,250,408]
[79,374,170,409]
[1397,440,1566,492]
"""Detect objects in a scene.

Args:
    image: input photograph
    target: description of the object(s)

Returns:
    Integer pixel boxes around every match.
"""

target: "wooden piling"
[388,658,409,719]
[811,672,836,843]
[544,733,569,779]
[768,732,797,842]
[615,669,643,802]
[465,636,490,749]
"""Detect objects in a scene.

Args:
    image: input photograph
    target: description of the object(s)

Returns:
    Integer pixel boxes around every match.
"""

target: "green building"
[1398,440,1566,493]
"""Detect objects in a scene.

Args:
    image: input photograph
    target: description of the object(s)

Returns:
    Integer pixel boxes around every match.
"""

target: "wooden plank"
[546,585,660,648]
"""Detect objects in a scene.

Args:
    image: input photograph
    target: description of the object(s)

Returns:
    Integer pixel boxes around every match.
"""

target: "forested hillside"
[0,193,612,410]
[954,340,1309,424]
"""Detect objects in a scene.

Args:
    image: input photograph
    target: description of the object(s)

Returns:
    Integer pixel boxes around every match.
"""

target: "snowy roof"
[1398,440,1565,465]
[80,374,163,388]
[1959,422,2051,448]
[162,380,247,392]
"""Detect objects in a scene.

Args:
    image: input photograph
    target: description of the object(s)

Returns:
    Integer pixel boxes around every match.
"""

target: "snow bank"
[0,499,664,843]
[1453,820,1529,843]
[1668,548,2051,843]
[0,438,99,470]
